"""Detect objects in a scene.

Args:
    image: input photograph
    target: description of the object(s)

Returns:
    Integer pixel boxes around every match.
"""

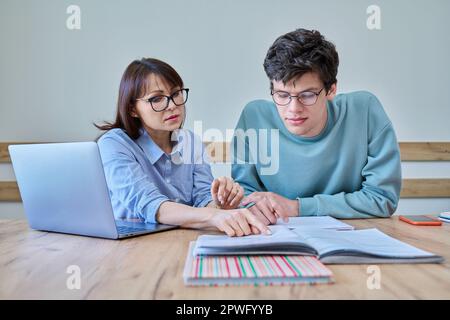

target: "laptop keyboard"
[116,226,147,235]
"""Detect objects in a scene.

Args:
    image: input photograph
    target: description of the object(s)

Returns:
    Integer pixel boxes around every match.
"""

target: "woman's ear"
[326,82,337,101]
[130,105,139,118]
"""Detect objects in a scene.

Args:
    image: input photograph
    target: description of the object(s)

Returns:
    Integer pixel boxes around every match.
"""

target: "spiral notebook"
[183,242,333,286]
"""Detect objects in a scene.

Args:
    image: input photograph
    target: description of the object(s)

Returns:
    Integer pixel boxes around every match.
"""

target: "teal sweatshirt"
[231,91,402,218]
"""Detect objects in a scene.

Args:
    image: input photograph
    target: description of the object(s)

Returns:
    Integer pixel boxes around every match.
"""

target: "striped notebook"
[183,241,333,286]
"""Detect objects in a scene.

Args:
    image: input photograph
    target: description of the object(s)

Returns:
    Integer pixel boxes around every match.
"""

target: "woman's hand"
[209,208,272,237]
[210,177,244,209]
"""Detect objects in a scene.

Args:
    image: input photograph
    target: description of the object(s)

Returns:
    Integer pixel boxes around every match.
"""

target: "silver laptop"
[8,142,178,239]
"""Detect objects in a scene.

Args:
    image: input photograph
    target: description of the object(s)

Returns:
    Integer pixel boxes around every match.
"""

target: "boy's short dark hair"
[263,28,339,93]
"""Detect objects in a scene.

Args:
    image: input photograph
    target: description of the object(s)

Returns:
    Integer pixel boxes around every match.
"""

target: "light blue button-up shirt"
[97,128,214,223]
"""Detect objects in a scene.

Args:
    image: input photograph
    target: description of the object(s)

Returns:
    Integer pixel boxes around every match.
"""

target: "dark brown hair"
[263,28,339,93]
[95,58,184,139]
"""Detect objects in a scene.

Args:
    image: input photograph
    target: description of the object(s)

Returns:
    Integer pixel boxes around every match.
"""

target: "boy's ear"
[326,82,337,100]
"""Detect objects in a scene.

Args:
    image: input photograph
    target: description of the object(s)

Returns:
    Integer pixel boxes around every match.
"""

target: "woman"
[95,58,269,237]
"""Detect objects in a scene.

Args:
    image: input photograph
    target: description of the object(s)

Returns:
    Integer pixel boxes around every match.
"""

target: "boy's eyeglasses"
[271,88,324,106]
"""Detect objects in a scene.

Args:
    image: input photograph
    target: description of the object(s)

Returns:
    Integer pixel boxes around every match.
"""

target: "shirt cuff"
[298,197,320,217]
[142,197,170,224]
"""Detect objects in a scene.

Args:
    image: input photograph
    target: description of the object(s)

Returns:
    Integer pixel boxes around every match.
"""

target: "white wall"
[1,0,449,218]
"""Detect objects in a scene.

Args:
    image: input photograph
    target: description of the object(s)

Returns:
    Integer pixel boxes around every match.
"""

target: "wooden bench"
[1,142,450,202]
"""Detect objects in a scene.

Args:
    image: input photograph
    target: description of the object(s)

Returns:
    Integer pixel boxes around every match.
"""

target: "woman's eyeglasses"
[136,88,189,112]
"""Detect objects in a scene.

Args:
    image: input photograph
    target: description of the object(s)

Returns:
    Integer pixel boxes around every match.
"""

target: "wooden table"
[0,217,449,299]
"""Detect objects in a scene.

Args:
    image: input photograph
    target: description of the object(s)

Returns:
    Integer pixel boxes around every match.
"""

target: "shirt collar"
[135,128,184,164]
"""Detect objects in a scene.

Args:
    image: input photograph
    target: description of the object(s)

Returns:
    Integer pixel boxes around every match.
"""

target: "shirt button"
[175,198,180,203]
[166,178,171,183]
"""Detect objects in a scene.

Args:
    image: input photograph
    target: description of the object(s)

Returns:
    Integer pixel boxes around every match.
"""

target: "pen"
[239,202,272,235]
[239,202,256,209]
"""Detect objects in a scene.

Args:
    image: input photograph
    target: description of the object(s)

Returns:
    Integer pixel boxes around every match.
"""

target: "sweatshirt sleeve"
[299,121,402,218]
[231,106,267,196]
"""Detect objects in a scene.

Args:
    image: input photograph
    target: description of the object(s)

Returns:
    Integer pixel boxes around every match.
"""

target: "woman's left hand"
[210,177,244,210]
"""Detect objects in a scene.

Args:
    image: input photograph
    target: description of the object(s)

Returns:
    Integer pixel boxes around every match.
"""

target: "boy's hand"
[242,192,298,224]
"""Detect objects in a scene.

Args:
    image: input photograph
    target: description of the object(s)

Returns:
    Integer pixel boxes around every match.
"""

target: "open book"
[194,226,444,264]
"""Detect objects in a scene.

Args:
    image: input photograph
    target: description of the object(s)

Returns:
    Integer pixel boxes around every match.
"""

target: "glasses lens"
[171,89,188,106]
[299,92,318,106]
[273,92,291,105]
[149,96,168,111]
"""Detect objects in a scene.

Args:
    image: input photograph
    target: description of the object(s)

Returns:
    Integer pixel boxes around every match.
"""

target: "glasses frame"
[136,88,189,112]
[271,87,324,106]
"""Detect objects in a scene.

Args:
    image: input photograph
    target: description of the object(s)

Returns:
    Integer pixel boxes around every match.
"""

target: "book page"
[196,226,301,249]
[193,225,320,256]
[291,228,436,258]
[277,216,354,230]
